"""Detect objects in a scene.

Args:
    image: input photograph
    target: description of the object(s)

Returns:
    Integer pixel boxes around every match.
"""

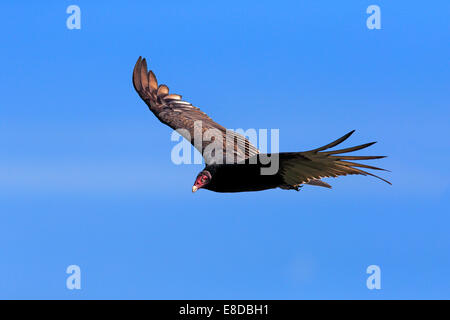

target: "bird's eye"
[201,176,207,182]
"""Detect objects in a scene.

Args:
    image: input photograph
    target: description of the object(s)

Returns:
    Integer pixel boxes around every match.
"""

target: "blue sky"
[0,1,449,299]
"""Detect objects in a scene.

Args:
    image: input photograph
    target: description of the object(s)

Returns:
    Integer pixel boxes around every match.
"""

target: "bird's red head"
[192,171,212,193]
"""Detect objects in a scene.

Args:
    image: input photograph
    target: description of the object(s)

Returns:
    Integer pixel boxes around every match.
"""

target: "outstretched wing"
[279,130,391,188]
[132,57,259,164]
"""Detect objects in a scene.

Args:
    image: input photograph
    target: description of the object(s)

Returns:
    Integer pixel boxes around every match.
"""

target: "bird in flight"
[133,57,390,193]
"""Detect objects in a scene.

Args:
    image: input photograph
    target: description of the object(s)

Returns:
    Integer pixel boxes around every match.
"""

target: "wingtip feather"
[148,70,158,92]
[140,58,149,90]
[133,56,143,92]
[311,130,356,153]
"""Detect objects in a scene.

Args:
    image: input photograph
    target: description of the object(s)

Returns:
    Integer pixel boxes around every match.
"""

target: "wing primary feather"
[310,130,355,152]
[148,70,158,92]
[164,94,182,100]
[325,142,376,155]
[157,84,169,97]
[331,155,386,160]
[335,160,390,171]
[349,167,392,185]
[132,56,143,92]
[140,58,149,90]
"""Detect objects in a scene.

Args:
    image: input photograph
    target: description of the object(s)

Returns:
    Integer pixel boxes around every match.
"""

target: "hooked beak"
[192,186,198,193]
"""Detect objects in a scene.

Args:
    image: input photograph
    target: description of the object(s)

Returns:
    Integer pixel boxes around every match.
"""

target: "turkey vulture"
[133,57,390,193]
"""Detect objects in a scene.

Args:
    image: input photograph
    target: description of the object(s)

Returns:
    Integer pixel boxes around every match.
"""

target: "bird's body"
[132,57,390,193]
[203,160,283,193]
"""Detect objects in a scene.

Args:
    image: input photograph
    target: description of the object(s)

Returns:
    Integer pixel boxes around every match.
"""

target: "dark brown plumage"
[133,57,390,193]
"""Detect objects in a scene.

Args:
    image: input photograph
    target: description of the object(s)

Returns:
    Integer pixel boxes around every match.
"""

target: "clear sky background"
[0,1,449,299]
